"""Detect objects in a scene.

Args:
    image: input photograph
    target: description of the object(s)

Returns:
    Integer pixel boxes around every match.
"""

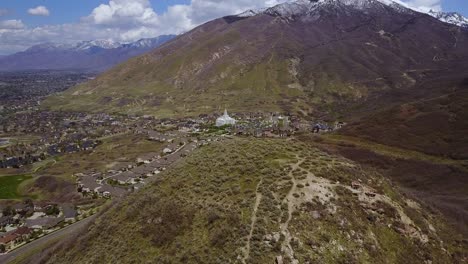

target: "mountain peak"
[238,0,413,20]
[236,0,468,28]
[428,10,468,28]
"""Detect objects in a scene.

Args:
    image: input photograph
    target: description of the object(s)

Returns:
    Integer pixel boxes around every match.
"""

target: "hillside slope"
[341,87,468,159]
[44,0,468,117]
[43,138,466,263]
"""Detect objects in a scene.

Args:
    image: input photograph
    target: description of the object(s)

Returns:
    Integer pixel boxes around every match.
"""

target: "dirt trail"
[240,179,263,264]
[279,158,304,264]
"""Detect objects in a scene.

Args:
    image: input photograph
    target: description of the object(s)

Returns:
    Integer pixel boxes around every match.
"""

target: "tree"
[0,244,5,253]
[23,198,34,207]
[2,206,13,216]
[45,205,60,216]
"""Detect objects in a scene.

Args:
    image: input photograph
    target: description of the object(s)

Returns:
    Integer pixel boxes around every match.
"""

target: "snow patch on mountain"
[235,0,468,28]
[75,40,121,51]
[428,10,468,28]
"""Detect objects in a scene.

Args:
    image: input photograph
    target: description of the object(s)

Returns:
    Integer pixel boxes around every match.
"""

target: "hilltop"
[38,138,466,263]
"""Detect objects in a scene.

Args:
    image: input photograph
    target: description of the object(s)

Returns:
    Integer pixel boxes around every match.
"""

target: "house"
[78,176,101,193]
[25,216,64,230]
[113,162,134,171]
[13,203,30,214]
[132,165,155,177]
[137,152,158,164]
[61,204,77,221]
[113,171,136,184]
[98,185,128,198]
[0,233,17,251]
[33,201,48,212]
[0,227,32,252]
[12,227,32,242]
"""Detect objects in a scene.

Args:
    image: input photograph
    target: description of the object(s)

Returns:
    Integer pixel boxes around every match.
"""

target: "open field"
[0,174,33,199]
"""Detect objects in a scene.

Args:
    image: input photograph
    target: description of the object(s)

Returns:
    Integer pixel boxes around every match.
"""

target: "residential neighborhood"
[0,102,346,255]
[0,201,83,253]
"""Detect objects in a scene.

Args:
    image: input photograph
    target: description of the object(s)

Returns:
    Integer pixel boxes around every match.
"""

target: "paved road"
[0,216,96,264]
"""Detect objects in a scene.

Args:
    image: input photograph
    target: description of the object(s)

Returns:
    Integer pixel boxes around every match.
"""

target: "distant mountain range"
[0,35,176,72]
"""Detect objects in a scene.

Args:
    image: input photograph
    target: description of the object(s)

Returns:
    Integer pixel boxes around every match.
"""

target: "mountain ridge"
[0,35,176,72]
[238,0,468,28]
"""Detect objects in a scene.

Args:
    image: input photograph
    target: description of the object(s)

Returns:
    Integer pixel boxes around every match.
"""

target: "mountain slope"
[0,35,176,72]
[44,0,468,117]
[42,138,467,263]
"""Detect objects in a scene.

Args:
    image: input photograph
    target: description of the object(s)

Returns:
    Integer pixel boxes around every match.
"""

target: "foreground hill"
[40,138,466,263]
[44,0,468,117]
[0,35,175,72]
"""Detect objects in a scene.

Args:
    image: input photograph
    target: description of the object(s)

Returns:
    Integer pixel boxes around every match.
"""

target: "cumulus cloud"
[28,6,50,16]
[0,0,452,54]
[81,0,285,38]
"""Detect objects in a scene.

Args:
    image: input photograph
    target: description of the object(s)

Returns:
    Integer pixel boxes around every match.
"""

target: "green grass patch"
[0,174,33,199]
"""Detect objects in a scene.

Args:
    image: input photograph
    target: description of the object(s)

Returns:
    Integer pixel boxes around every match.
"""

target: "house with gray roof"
[26,216,64,230]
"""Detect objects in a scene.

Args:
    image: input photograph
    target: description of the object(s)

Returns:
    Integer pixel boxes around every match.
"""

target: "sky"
[0,0,467,55]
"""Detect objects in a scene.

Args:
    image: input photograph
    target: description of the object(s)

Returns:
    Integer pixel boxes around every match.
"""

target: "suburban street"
[0,216,96,264]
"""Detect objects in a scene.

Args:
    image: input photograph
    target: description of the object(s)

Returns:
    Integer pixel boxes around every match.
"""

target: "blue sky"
[0,0,467,55]
[0,0,465,26]
[0,0,191,26]
[444,0,468,15]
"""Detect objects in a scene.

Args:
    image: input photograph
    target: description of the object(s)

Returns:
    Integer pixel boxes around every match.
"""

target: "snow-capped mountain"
[74,40,121,51]
[238,0,468,28]
[0,35,176,72]
[238,0,414,18]
[428,10,468,28]
[120,36,175,49]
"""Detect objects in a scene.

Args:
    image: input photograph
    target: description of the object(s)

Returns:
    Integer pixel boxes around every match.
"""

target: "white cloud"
[401,0,442,12]
[28,6,50,16]
[0,20,25,30]
[0,0,453,55]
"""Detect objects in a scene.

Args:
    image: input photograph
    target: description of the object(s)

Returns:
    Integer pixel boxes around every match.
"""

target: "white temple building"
[216,109,236,127]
